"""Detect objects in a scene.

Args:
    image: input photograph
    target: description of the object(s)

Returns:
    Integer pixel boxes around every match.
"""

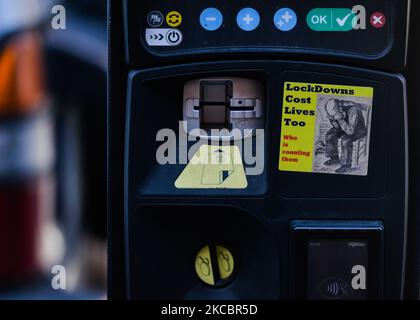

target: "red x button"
[370,12,386,29]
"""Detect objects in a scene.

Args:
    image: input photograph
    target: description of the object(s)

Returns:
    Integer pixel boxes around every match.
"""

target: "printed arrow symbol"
[214,149,225,163]
[150,33,164,40]
[221,170,233,183]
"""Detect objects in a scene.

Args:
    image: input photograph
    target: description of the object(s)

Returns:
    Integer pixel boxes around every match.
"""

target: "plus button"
[281,11,294,23]
[237,8,260,31]
[243,14,254,25]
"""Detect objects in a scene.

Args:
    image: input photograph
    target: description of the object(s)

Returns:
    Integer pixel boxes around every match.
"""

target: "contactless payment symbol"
[274,8,297,31]
[195,245,235,286]
[166,11,182,27]
[319,278,352,299]
[200,8,223,31]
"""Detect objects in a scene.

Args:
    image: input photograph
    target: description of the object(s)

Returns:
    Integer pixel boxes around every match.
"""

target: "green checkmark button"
[307,8,355,31]
[332,8,355,31]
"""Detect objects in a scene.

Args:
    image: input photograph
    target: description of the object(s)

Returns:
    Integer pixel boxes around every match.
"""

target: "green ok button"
[307,8,356,31]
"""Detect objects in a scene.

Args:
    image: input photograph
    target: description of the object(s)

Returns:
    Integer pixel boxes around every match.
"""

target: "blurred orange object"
[0,31,53,286]
[0,32,46,115]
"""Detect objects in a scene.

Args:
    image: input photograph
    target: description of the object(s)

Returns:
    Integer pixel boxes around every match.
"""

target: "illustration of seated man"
[323,99,368,174]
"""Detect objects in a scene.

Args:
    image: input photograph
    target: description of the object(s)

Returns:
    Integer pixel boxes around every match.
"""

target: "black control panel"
[124,0,409,70]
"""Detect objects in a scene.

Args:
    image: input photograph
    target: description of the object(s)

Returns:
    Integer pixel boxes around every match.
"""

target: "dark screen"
[307,239,368,300]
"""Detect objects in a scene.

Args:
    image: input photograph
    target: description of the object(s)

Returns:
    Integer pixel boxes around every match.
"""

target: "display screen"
[307,239,368,300]
[133,0,395,57]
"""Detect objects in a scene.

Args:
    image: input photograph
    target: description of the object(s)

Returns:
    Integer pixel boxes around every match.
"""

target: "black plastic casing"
[124,61,407,299]
[108,0,412,299]
[123,0,409,72]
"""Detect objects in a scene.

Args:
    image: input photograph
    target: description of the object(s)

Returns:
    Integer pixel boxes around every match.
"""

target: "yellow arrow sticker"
[175,145,248,189]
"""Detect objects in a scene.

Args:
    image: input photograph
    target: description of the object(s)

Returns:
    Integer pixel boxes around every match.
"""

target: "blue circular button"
[147,11,164,28]
[237,8,260,31]
[274,8,297,31]
[200,8,223,31]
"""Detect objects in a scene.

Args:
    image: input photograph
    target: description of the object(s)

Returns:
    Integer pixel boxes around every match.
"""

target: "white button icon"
[145,28,183,47]
[274,8,298,32]
[166,30,183,45]
[282,11,294,24]
[243,14,254,25]
[373,16,382,24]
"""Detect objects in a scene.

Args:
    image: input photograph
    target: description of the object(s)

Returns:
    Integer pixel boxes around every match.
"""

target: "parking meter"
[108,1,412,299]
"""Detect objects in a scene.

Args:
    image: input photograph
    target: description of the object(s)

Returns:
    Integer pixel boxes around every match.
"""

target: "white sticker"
[145,28,183,47]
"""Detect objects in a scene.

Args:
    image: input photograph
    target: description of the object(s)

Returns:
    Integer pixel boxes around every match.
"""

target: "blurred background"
[0,0,107,299]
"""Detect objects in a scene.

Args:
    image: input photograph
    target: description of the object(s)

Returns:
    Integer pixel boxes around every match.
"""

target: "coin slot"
[195,244,235,287]
[183,77,265,139]
[200,80,232,132]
